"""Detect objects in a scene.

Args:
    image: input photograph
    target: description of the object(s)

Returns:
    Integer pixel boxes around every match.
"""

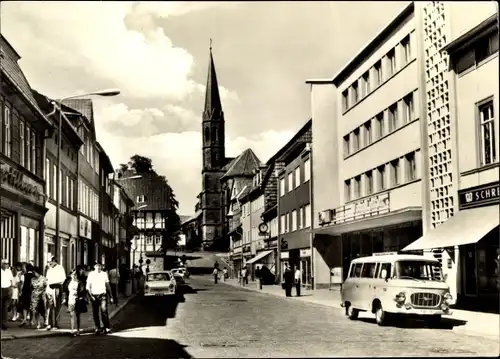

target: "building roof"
[203,46,223,120]
[236,185,253,203]
[0,35,51,127]
[182,210,202,225]
[265,119,312,165]
[96,142,114,173]
[222,148,262,179]
[64,98,96,136]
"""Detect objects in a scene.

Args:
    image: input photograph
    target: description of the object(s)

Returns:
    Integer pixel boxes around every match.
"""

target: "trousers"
[91,294,110,329]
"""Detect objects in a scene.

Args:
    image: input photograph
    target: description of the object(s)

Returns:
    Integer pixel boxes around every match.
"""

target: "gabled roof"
[222,157,236,171]
[64,98,96,135]
[0,35,51,127]
[222,148,261,179]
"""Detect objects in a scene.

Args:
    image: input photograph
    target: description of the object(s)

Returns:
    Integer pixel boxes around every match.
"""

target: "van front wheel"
[375,304,388,326]
[347,305,359,320]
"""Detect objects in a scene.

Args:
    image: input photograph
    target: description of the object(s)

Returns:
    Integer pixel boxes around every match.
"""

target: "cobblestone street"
[2,276,498,358]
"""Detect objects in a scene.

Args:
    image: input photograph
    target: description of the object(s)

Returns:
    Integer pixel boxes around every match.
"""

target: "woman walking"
[30,267,47,329]
[19,263,34,327]
[63,270,88,336]
[9,264,22,321]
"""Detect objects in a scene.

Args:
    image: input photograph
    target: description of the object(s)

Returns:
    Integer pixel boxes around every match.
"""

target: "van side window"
[351,263,362,278]
[378,263,391,279]
[361,262,377,278]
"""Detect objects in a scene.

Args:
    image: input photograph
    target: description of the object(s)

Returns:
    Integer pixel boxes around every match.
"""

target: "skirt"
[68,299,88,314]
[11,288,19,300]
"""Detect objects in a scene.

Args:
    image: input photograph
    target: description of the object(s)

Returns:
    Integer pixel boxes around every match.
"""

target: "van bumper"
[388,307,452,316]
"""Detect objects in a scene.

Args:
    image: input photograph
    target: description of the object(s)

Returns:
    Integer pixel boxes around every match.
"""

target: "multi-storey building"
[66,99,101,266]
[97,142,116,267]
[307,2,424,289]
[277,130,312,286]
[404,3,499,311]
[112,178,134,269]
[32,90,83,273]
[0,35,52,267]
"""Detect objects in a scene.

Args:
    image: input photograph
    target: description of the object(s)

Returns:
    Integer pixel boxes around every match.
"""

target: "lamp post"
[47,89,120,263]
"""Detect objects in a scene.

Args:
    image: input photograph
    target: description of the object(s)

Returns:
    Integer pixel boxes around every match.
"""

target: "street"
[2,276,499,358]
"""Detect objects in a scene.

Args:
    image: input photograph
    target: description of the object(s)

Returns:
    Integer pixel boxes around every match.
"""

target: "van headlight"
[394,292,406,306]
[442,292,453,305]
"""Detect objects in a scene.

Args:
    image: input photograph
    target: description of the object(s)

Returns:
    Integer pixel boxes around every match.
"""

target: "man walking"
[87,262,113,334]
[45,257,67,330]
[294,266,302,297]
[108,266,120,306]
[1,259,14,330]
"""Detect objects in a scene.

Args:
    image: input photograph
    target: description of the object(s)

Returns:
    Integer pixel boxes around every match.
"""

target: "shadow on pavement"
[179,285,207,295]
[358,315,467,330]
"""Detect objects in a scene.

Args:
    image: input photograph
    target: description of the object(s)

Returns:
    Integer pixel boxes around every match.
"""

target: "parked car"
[171,268,187,286]
[341,253,453,326]
[144,271,177,297]
[174,267,190,278]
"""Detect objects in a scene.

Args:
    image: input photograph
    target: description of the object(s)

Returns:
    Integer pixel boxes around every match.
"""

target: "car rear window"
[147,273,171,281]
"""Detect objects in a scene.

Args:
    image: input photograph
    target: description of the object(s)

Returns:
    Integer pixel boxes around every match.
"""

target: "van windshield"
[395,260,442,281]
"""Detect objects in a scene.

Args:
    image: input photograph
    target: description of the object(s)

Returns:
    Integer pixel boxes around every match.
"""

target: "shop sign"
[0,163,43,203]
[330,267,342,284]
[336,192,390,223]
[300,248,311,257]
[458,182,499,209]
[280,251,289,259]
[79,216,92,239]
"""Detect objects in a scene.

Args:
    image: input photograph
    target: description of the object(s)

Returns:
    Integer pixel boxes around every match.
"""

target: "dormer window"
[136,195,146,203]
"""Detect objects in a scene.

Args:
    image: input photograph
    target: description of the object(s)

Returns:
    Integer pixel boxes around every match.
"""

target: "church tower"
[200,43,226,250]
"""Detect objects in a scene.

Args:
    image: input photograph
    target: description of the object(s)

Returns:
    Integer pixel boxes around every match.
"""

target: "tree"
[130,155,154,173]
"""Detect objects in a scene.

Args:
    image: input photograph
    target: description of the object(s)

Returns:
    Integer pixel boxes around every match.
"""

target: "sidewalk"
[224,279,500,340]
[0,291,138,341]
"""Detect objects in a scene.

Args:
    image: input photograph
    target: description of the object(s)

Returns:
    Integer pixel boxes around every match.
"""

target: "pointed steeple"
[204,39,222,119]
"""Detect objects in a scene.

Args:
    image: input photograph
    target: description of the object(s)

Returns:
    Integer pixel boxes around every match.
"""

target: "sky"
[1,1,408,216]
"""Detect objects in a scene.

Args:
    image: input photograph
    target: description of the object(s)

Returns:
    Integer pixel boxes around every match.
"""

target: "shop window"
[351,235,361,259]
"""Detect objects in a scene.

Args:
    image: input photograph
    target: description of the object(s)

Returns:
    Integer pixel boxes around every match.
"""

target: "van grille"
[410,292,441,307]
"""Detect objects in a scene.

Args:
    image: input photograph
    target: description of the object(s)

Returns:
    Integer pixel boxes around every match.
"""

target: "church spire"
[204,39,222,118]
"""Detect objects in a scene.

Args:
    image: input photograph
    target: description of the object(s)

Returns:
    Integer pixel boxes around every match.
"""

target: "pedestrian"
[1,258,14,331]
[108,265,120,306]
[63,270,88,336]
[30,266,47,329]
[255,266,262,290]
[222,267,227,282]
[19,263,34,327]
[45,257,67,330]
[241,267,247,287]
[294,266,302,297]
[283,264,293,297]
[213,267,218,284]
[86,262,113,334]
[9,264,22,321]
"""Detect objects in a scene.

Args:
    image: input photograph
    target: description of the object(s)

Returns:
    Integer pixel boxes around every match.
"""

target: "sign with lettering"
[300,248,311,257]
[459,182,499,209]
[280,251,289,259]
[79,216,92,239]
[0,162,43,204]
[335,192,390,223]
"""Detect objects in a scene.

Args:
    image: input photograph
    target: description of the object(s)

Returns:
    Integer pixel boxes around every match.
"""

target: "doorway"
[300,257,312,289]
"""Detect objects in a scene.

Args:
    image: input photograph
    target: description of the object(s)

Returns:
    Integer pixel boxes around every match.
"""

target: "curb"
[223,280,500,339]
[0,292,139,342]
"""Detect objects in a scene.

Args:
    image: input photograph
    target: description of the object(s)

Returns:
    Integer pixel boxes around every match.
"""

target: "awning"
[246,250,273,265]
[403,205,499,251]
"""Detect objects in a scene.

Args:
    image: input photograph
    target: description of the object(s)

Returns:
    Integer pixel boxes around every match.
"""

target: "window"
[19,119,25,165]
[361,262,377,278]
[351,81,359,104]
[352,128,360,152]
[53,165,57,201]
[342,89,349,111]
[475,31,498,63]
[366,171,373,195]
[291,210,297,231]
[387,49,396,76]
[66,175,70,208]
[403,93,414,124]
[294,166,300,188]
[362,71,370,96]
[303,158,310,183]
[137,195,146,203]
[478,100,496,165]
[80,130,85,155]
[354,176,361,198]
[343,135,350,157]
[280,215,286,234]
[285,213,289,232]
[378,263,391,279]
[69,179,73,210]
[391,159,400,186]
[405,152,416,181]
[304,204,311,228]
[364,121,372,146]
[378,165,386,191]
[26,127,31,170]
[95,150,100,174]
[3,106,11,157]
[401,35,411,65]
[59,169,62,203]
[30,130,36,173]
[376,112,384,138]
[297,208,302,230]
[344,179,351,202]
[89,144,94,168]
[146,236,153,245]
[287,172,293,193]
[374,61,382,86]
[146,213,154,228]
[279,178,285,197]
[389,104,398,132]
[155,235,162,245]
[349,263,363,278]
[45,159,51,198]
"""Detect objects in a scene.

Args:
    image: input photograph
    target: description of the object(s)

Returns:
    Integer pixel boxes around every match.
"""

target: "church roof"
[203,46,222,119]
[222,148,261,179]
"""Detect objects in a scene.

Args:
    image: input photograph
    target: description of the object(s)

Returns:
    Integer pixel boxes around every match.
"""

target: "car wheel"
[347,305,359,320]
[375,303,388,326]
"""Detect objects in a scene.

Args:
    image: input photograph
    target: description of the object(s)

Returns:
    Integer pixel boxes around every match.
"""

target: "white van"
[341,253,453,326]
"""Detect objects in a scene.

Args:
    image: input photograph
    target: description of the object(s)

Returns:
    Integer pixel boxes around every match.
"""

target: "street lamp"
[46,89,120,263]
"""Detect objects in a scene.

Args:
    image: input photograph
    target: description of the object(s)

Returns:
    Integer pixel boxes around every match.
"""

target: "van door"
[349,263,363,308]
[373,262,392,307]
[359,262,377,310]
